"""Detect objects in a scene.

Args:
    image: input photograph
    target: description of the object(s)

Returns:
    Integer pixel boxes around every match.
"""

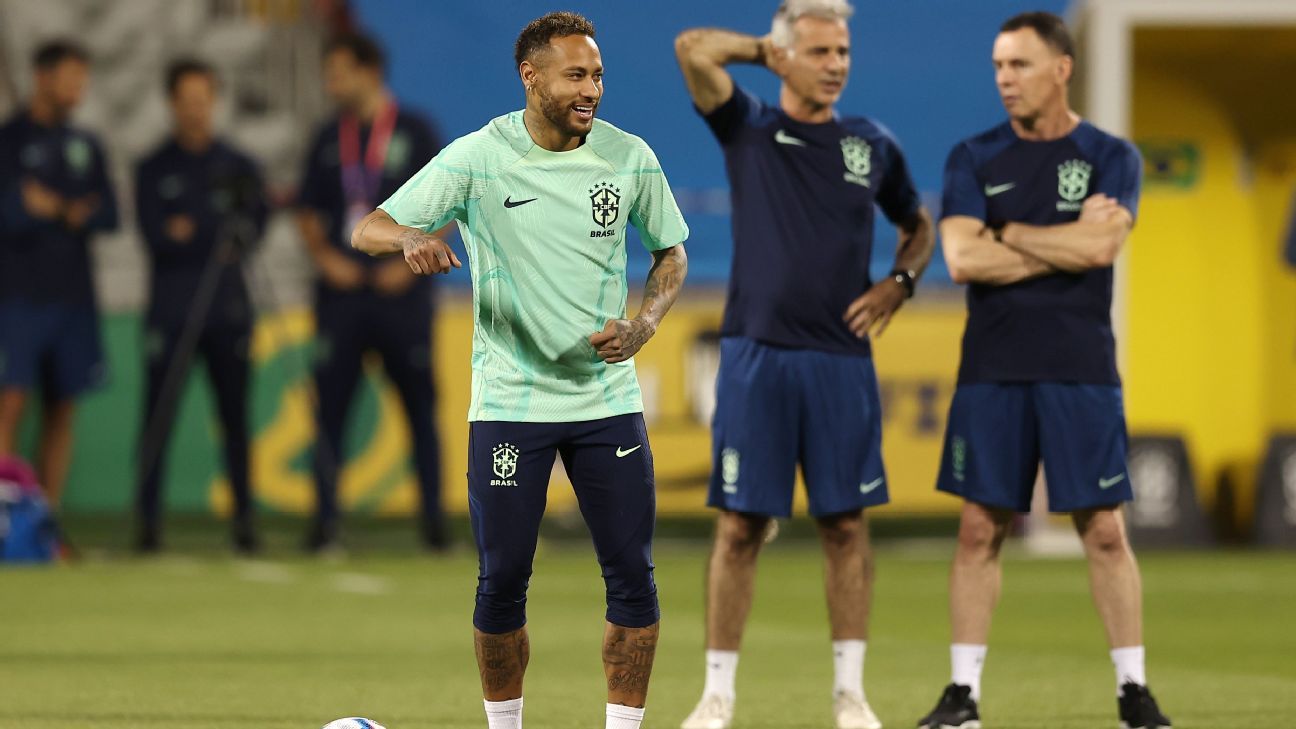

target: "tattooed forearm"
[602,622,660,708]
[474,627,530,700]
[637,244,687,330]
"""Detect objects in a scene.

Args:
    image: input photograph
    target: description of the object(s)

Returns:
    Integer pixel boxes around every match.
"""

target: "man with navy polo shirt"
[297,33,446,553]
[675,2,935,727]
[0,41,118,508]
[915,13,1171,729]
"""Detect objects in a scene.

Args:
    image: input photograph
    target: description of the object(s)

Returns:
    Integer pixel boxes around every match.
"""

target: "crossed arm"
[943,194,1134,285]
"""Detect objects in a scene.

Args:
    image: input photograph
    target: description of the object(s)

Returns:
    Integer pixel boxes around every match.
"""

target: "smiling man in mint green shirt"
[350,12,687,729]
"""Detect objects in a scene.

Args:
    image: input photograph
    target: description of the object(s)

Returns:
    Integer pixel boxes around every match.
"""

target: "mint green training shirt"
[380,111,689,422]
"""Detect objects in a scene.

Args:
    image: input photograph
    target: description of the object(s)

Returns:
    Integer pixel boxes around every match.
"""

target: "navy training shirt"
[135,138,267,329]
[298,108,440,280]
[0,111,118,306]
[941,120,1142,385]
[701,85,922,357]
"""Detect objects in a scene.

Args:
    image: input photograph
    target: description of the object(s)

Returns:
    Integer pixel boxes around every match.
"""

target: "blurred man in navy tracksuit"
[133,59,267,554]
[296,33,446,552]
[0,40,118,508]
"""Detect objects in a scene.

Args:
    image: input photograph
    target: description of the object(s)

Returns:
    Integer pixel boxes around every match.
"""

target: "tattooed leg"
[602,621,660,708]
[474,626,530,701]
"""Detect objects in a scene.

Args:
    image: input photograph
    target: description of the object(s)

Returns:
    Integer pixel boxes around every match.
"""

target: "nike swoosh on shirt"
[774,129,807,146]
[984,182,1016,197]
[616,445,643,458]
[860,477,885,494]
[1099,473,1126,489]
[503,196,537,208]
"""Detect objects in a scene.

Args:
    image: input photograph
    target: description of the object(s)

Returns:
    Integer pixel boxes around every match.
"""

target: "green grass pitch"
[3,538,1294,728]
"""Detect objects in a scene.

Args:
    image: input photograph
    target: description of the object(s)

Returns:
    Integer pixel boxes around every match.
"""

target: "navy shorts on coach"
[468,413,658,634]
[0,300,106,399]
[708,336,888,518]
[936,383,1134,513]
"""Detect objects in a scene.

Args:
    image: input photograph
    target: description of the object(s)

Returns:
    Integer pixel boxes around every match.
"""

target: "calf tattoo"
[602,622,660,706]
[475,628,530,697]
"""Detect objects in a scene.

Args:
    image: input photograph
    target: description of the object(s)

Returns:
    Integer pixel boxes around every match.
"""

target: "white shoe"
[834,690,882,729]
[681,693,734,729]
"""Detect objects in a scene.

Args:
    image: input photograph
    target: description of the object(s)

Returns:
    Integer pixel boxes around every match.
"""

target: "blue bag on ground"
[0,456,60,563]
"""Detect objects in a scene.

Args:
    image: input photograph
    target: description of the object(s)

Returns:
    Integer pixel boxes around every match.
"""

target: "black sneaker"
[232,518,261,556]
[1119,683,1172,728]
[419,516,451,553]
[134,524,162,555]
[917,683,980,729]
[304,520,342,555]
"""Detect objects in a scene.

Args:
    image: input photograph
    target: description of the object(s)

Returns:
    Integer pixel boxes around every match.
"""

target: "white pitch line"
[330,572,393,596]
[235,561,297,584]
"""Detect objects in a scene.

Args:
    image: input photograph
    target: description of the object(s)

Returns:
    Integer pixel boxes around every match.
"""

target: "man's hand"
[399,229,462,275]
[757,35,776,70]
[372,257,417,296]
[164,214,195,243]
[590,318,655,364]
[844,278,907,339]
[21,179,64,220]
[320,250,366,291]
[1080,193,1120,223]
[63,195,100,231]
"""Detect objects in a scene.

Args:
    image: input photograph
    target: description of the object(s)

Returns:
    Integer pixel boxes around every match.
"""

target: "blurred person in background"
[917,12,1170,729]
[296,32,446,553]
[0,40,118,508]
[674,1,934,726]
[133,60,267,555]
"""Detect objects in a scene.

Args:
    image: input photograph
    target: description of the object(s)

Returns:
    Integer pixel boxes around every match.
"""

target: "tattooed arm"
[590,244,688,364]
[350,208,462,275]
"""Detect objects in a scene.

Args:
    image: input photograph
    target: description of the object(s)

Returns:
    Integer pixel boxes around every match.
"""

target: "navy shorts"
[0,300,106,399]
[936,383,1134,513]
[468,413,658,633]
[707,337,888,518]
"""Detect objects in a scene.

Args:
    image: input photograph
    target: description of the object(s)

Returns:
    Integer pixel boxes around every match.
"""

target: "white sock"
[702,649,739,700]
[1111,646,1147,692]
[831,639,867,698]
[484,697,523,729]
[950,644,987,701]
[606,703,645,729]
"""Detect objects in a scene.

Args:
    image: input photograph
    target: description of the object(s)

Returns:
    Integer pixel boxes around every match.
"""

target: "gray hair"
[770,0,854,49]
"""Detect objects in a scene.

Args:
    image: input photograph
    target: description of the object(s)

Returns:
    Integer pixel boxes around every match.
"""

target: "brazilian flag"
[1138,140,1200,189]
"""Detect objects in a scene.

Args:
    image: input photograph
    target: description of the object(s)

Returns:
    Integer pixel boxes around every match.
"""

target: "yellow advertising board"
[213,291,969,518]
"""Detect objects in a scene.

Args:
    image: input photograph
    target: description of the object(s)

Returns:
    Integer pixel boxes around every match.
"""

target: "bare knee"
[42,400,76,431]
[1075,508,1131,560]
[955,503,1011,562]
[714,511,769,560]
[816,511,867,552]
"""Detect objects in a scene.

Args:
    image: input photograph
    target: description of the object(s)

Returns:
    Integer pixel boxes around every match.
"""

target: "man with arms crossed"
[352,13,688,729]
[916,12,1170,729]
[0,41,118,507]
[675,2,935,727]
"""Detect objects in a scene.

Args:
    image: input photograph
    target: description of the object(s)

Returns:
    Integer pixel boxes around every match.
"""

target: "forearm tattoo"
[634,245,688,333]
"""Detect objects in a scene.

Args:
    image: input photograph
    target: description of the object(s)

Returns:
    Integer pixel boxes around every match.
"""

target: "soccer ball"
[321,719,387,729]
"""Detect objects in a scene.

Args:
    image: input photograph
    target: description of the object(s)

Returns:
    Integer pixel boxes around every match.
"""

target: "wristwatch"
[890,268,917,298]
